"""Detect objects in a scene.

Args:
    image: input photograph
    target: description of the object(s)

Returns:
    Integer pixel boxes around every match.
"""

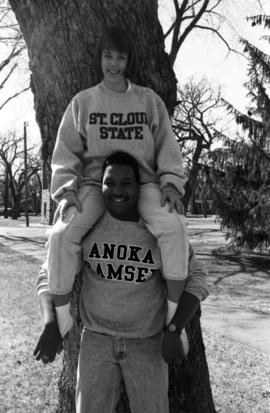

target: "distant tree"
[161,0,235,66]
[0,168,9,217]
[0,0,29,111]
[207,14,270,251]
[25,150,42,214]
[0,131,41,219]
[172,78,224,211]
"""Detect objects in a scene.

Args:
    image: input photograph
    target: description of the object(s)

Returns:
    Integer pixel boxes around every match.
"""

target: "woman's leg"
[76,329,122,413]
[47,185,105,297]
[138,183,189,282]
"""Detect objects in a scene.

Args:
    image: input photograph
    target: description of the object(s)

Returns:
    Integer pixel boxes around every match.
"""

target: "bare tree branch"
[0,85,30,111]
[0,43,25,71]
[206,0,222,13]
[194,24,240,54]
[0,62,17,89]
[169,0,189,64]
[0,1,28,114]
[163,0,238,67]
[169,0,210,65]
[164,22,175,40]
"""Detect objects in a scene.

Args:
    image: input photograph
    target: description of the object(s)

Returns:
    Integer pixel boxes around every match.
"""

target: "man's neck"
[107,210,140,222]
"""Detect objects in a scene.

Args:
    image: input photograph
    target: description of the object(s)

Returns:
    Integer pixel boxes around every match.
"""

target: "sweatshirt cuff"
[184,285,210,303]
[160,174,186,197]
[166,279,185,303]
[51,179,79,203]
[52,293,72,307]
[37,282,49,296]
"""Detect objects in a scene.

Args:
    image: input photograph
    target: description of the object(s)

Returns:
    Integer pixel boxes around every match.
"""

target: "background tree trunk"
[182,144,203,212]
[9,1,216,411]
[3,172,10,218]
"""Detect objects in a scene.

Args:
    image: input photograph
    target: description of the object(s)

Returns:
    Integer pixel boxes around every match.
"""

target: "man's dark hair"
[94,26,138,80]
[102,151,140,183]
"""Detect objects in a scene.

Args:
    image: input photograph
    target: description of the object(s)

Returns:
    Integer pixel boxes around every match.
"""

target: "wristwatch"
[168,323,182,334]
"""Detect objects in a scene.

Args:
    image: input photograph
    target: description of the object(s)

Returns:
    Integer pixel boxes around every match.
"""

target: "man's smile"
[110,195,128,203]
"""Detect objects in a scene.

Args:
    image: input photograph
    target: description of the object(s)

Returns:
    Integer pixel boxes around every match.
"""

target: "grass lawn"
[199,246,270,413]
[203,330,270,413]
[0,247,61,412]
[0,243,270,412]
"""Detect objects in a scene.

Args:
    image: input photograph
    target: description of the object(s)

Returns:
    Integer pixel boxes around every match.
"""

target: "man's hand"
[161,186,184,214]
[161,328,189,364]
[54,190,82,221]
[33,320,63,364]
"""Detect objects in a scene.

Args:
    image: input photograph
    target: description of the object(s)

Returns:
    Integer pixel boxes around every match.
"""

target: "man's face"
[102,164,140,221]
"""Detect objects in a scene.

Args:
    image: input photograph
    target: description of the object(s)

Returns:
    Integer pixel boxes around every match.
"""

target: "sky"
[0,0,269,145]
[159,0,269,107]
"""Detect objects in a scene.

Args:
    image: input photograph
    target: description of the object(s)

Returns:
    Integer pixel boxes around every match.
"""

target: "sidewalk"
[1,214,270,356]
[0,216,49,262]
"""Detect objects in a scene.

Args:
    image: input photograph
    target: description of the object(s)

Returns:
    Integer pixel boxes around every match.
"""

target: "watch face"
[168,323,177,332]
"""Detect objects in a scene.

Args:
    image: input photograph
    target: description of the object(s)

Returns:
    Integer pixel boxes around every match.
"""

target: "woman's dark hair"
[94,26,138,79]
[102,151,140,183]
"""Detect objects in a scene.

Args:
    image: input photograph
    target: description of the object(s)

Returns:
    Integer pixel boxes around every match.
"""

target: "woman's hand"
[54,190,82,222]
[161,185,184,214]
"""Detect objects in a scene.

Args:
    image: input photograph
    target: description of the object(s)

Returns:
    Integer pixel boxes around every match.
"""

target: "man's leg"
[76,329,122,413]
[120,333,169,413]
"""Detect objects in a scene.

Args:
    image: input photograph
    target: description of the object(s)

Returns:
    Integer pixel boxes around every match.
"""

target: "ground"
[0,214,269,412]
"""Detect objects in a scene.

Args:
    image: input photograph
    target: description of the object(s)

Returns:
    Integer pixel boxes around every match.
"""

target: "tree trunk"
[11,194,21,220]
[189,190,197,215]
[8,172,20,219]
[3,172,10,218]
[183,141,203,212]
[9,1,216,411]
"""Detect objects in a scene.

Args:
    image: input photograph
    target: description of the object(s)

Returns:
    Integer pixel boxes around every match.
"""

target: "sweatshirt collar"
[100,79,132,94]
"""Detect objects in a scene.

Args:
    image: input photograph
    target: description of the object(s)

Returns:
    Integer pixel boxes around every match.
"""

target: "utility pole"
[23,122,29,227]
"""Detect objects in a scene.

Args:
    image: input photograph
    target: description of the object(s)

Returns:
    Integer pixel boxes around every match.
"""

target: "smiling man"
[35,151,209,413]
[101,156,140,221]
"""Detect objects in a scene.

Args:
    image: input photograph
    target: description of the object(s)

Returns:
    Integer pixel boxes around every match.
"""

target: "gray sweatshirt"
[51,82,186,202]
[37,213,209,338]
[80,212,165,338]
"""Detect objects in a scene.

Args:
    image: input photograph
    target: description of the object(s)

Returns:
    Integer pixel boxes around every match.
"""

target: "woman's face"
[101,49,128,92]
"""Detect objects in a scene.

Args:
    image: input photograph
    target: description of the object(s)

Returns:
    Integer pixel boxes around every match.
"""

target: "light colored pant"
[76,329,169,413]
[47,184,105,295]
[139,183,189,280]
[47,183,188,295]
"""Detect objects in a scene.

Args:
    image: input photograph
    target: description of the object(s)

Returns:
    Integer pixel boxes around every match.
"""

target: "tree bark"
[9,1,216,411]
[182,142,203,212]
[3,172,10,218]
